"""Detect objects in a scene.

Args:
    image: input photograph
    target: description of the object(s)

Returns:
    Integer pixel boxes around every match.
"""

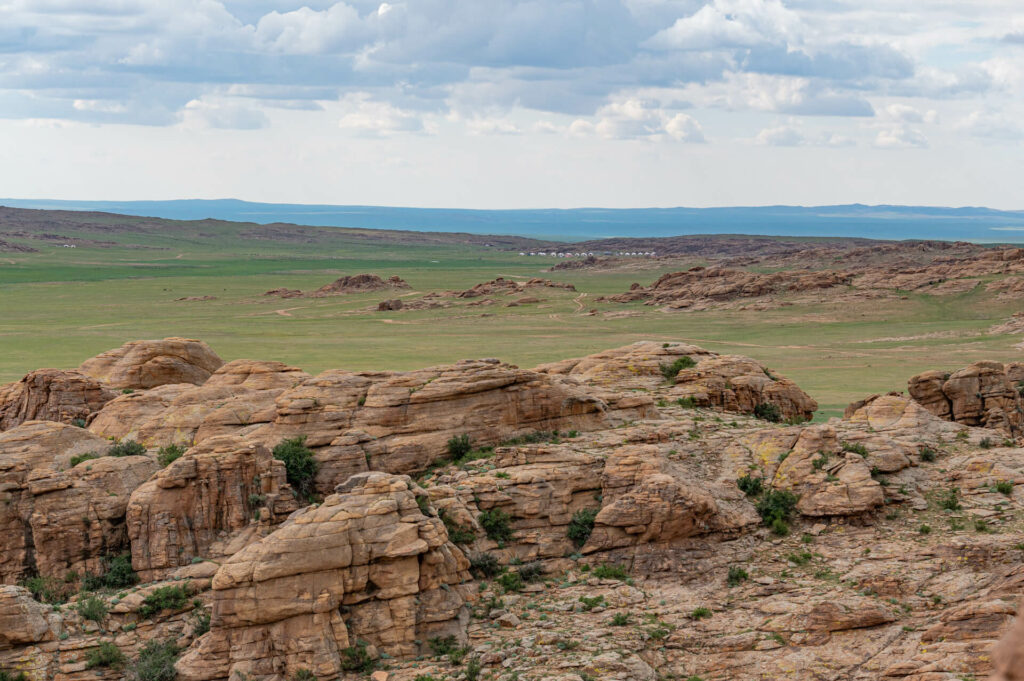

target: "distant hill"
[2,198,1024,242]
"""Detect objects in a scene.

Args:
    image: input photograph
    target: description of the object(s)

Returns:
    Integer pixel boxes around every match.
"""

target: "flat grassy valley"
[2,206,1023,419]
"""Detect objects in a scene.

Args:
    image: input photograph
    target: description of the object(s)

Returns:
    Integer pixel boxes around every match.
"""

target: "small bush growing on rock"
[83,552,138,591]
[840,441,868,456]
[753,403,782,423]
[478,508,514,544]
[996,480,1014,495]
[659,356,696,381]
[156,443,186,467]
[129,640,180,681]
[465,656,482,681]
[786,551,812,566]
[676,396,698,408]
[108,440,146,457]
[567,507,599,547]
[339,641,374,673]
[291,671,317,681]
[447,434,472,459]
[579,595,605,611]
[516,561,544,582]
[690,607,712,620]
[0,671,29,681]
[610,613,631,626]
[919,447,937,462]
[592,563,628,580]
[192,605,211,636]
[429,635,460,658]
[979,437,994,449]
[71,418,87,428]
[736,475,763,497]
[20,575,74,604]
[919,524,932,535]
[726,566,749,587]
[69,452,99,467]
[755,489,798,535]
[497,571,523,593]
[86,641,126,668]
[937,488,961,511]
[469,552,501,578]
[440,510,477,545]
[414,677,438,681]
[139,584,190,618]
[811,452,830,471]
[273,436,318,501]
[76,594,108,622]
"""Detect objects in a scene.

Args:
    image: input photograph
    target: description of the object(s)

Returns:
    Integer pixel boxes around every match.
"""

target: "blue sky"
[1,0,1022,209]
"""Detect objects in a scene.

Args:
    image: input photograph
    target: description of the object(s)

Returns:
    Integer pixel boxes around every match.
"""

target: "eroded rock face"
[126,436,297,581]
[78,337,224,389]
[175,472,471,681]
[0,421,156,582]
[908,361,1024,435]
[992,599,1024,681]
[535,342,816,422]
[0,585,56,646]
[0,369,115,431]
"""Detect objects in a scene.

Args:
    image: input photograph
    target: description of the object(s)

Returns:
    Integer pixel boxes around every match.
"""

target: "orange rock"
[79,337,224,389]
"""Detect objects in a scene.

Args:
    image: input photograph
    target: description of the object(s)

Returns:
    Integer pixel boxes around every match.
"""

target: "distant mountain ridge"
[3,198,1023,242]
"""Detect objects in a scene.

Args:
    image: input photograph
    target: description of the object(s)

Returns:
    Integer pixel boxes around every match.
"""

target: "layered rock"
[535,342,816,422]
[79,337,224,389]
[455,277,575,298]
[0,585,57,647]
[0,369,115,431]
[0,421,156,582]
[908,361,1024,435]
[126,436,298,581]
[176,472,471,680]
[992,599,1024,681]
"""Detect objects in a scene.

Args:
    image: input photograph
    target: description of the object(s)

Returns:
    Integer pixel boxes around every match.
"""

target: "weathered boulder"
[992,599,1024,681]
[126,436,297,581]
[0,421,156,582]
[0,585,56,646]
[78,337,224,389]
[175,472,471,680]
[0,369,115,431]
[908,361,1024,435]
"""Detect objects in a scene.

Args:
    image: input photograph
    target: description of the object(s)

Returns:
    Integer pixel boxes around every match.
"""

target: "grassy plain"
[1,211,1022,420]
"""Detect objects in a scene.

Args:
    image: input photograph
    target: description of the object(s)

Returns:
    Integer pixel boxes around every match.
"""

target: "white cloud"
[883,103,938,124]
[336,93,426,136]
[573,97,705,142]
[874,126,928,149]
[181,97,269,129]
[755,124,804,146]
[646,0,803,51]
[956,110,1023,140]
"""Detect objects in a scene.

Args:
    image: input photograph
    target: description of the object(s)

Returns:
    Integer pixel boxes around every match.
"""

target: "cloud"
[573,97,705,142]
[336,93,426,136]
[874,126,928,149]
[956,110,1023,141]
[755,124,804,146]
[181,97,269,129]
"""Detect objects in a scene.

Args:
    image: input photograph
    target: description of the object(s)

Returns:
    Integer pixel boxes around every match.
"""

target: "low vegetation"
[139,584,190,618]
[273,436,319,501]
[567,507,599,547]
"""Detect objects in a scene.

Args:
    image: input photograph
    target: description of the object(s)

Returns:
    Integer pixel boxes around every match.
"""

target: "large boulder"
[992,599,1024,681]
[78,337,224,389]
[0,369,115,431]
[908,361,1024,435]
[126,435,298,581]
[0,585,57,646]
[175,472,471,680]
[0,421,156,582]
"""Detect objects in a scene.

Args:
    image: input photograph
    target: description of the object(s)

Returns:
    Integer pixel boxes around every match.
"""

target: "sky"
[1,0,1022,209]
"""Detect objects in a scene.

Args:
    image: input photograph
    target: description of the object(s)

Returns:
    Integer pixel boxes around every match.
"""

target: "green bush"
[840,441,868,456]
[446,434,472,459]
[465,656,482,681]
[659,356,696,381]
[87,641,126,668]
[937,488,961,511]
[128,641,179,681]
[273,436,319,501]
[996,480,1014,495]
[499,431,561,446]
[193,605,211,636]
[156,443,186,467]
[76,595,108,622]
[786,551,812,566]
[516,561,544,582]
[753,403,782,423]
[139,585,190,618]
[755,489,798,528]
[0,672,29,681]
[291,670,317,681]
[440,510,477,545]
[71,418,87,428]
[478,508,514,543]
[676,396,698,408]
[610,613,630,626]
[69,452,99,467]
[429,635,460,657]
[736,475,763,497]
[980,437,994,449]
[108,440,146,457]
[339,641,375,673]
[579,595,605,611]
[919,447,937,462]
[20,575,74,604]
[82,552,138,590]
[592,563,628,580]
[690,607,712,620]
[468,552,501,578]
[567,507,598,547]
[497,571,523,593]
[919,524,932,535]
[726,566,749,587]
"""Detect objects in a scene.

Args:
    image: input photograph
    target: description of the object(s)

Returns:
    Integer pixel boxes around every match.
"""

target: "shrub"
[76,594,108,622]
[273,436,318,501]
[499,431,560,446]
[840,441,868,456]
[919,447,937,462]
[70,452,99,467]
[659,356,696,381]
[567,507,599,547]
[20,575,74,604]
[478,508,514,544]
[446,434,472,459]
[975,519,994,534]
[786,551,812,566]
[468,552,501,578]
[755,489,798,527]
[497,571,523,593]
[610,613,631,626]
[996,480,1014,495]
[339,641,374,673]
[517,561,544,582]
[429,635,460,657]
[811,452,830,470]
[82,552,138,591]
[919,524,932,535]
[676,396,698,408]
[753,403,782,423]
[193,605,211,636]
[579,595,605,611]
[440,510,477,545]
[770,518,790,536]
[736,475,763,497]
[690,607,712,620]
[465,656,482,681]
[108,440,146,457]
[980,437,994,449]
[129,641,180,681]
[291,671,317,681]
[726,566,749,587]
[414,677,438,681]
[71,418,87,428]
[156,443,186,467]
[87,641,126,668]
[139,585,190,618]
[937,488,961,511]
[0,672,29,681]
[592,563,628,580]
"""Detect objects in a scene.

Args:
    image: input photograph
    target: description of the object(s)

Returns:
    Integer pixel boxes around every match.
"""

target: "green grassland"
[2,212,1022,420]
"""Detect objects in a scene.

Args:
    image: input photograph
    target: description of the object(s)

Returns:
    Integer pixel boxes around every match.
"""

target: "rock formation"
[78,337,224,389]
[0,368,115,430]
[908,361,1024,435]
